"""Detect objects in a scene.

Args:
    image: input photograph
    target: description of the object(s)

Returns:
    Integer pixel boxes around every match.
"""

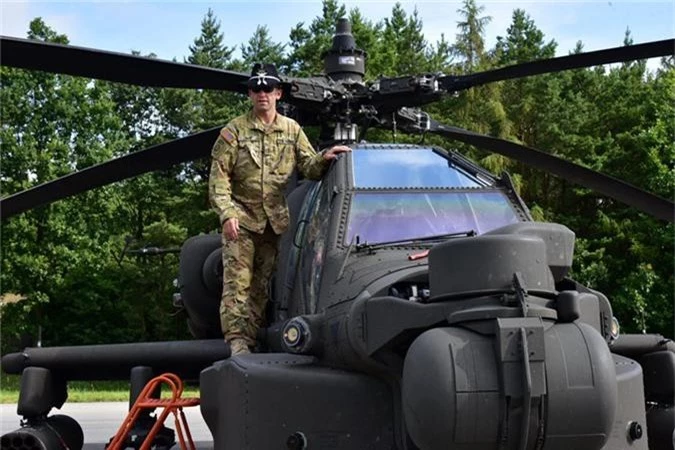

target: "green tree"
[184,9,245,131]
[453,0,492,71]
[426,34,453,73]
[287,0,347,76]
[187,8,234,69]
[240,25,286,68]
[158,9,249,236]
[437,0,508,176]
[0,18,134,349]
[380,4,428,75]
[495,9,556,65]
[346,8,384,79]
[514,33,675,337]
[493,9,558,209]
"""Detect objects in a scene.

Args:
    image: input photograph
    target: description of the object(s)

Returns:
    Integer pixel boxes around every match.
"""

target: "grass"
[1,374,199,404]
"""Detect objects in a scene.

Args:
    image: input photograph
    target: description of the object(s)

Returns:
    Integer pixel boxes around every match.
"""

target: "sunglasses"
[250,84,277,93]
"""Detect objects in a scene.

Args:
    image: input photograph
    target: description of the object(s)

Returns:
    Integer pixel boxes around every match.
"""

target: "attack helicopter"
[1,17,674,450]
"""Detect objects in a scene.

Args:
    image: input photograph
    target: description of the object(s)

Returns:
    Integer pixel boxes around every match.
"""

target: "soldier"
[208,63,350,355]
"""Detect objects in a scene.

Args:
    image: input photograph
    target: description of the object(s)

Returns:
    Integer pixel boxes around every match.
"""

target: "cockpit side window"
[300,182,333,313]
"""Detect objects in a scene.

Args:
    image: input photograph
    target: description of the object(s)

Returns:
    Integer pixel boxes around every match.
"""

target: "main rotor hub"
[323,18,366,83]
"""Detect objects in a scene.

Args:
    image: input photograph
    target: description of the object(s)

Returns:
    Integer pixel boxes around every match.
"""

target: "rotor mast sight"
[323,18,366,143]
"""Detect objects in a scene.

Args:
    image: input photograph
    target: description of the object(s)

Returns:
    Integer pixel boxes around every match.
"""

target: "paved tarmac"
[0,402,214,448]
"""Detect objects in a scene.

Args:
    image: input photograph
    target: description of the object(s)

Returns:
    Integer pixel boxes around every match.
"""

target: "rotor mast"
[323,19,366,142]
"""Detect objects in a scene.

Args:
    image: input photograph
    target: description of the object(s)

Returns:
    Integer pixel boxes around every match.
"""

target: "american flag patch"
[220,128,235,144]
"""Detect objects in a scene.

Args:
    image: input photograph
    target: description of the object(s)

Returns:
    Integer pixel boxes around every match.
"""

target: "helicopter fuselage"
[3,145,673,450]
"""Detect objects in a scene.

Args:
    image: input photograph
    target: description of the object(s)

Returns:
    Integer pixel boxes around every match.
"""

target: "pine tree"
[380,4,428,75]
[453,0,491,72]
[241,25,286,68]
[442,0,507,175]
[495,9,556,65]
[287,0,347,76]
[157,10,249,238]
[187,8,234,69]
[346,8,383,80]
[175,9,247,132]
[493,9,559,208]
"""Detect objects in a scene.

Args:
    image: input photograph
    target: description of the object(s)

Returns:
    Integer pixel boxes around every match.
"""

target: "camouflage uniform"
[209,110,328,346]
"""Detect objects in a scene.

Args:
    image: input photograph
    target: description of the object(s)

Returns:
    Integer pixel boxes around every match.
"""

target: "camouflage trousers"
[220,223,279,346]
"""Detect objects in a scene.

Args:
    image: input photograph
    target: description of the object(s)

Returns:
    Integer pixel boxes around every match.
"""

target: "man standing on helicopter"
[208,63,350,355]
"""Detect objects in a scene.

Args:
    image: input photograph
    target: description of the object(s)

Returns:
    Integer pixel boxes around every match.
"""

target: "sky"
[1,1,673,70]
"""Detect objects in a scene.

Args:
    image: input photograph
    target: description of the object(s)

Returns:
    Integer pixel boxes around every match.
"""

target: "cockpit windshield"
[352,148,483,188]
[345,191,520,245]
[345,148,520,245]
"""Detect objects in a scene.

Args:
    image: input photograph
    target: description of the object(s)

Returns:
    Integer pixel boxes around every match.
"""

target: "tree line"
[1,0,673,352]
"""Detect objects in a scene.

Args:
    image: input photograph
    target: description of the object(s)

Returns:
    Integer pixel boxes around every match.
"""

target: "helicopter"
[1,16,674,450]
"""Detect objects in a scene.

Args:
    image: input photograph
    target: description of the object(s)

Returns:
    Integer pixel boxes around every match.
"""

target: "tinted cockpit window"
[346,192,519,244]
[352,148,482,188]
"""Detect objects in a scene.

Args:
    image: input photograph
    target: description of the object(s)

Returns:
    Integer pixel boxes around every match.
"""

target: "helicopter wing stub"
[439,38,675,91]
[1,128,220,220]
[394,111,674,223]
[0,36,250,92]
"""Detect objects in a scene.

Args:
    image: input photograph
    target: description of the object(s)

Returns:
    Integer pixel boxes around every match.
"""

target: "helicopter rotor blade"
[440,39,675,91]
[1,128,220,220]
[395,109,674,222]
[0,36,249,92]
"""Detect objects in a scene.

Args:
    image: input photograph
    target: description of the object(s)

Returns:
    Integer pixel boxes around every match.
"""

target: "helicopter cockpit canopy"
[345,146,521,245]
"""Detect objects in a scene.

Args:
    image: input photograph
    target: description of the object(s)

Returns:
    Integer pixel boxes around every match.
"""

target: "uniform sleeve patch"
[220,128,235,144]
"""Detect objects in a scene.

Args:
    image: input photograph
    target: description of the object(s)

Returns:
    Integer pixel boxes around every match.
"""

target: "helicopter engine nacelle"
[402,322,622,450]
[178,233,223,338]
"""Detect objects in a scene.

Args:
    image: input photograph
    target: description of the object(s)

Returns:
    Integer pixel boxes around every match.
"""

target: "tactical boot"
[229,338,251,356]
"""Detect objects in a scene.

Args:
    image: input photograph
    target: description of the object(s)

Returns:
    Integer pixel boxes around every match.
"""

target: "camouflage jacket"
[208,111,329,234]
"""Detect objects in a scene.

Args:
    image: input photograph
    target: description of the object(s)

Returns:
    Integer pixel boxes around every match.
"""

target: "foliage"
[1,19,131,351]
[240,26,286,69]
[187,8,234,69]
[0,373,198,403]
[453,0,492,71]
[1,1,673,355]
[287,0,347,76]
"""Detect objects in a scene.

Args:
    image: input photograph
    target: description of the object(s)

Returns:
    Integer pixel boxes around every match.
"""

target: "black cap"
[248,63,281,89]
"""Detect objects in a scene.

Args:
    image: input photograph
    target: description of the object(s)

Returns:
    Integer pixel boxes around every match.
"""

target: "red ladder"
[107,373,201,450]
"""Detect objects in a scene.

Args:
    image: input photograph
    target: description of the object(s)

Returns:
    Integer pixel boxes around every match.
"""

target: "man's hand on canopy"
[323,145,351,160]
